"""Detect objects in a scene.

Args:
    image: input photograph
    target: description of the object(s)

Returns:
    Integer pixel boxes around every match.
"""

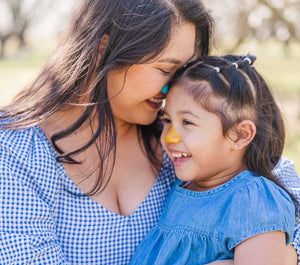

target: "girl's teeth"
[172,153,190,158]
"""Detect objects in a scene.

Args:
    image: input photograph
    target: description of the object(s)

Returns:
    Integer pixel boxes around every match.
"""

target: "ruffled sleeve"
[221,176,295,252]
[0,140,69,264]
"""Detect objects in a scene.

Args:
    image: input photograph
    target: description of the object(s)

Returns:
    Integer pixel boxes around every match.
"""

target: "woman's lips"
[146,98,165,110]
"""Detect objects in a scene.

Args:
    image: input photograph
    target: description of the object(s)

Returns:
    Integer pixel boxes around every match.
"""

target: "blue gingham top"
[0,123,300,264]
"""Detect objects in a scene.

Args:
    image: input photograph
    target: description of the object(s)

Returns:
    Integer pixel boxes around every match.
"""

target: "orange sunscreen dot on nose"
[165,125,181,143]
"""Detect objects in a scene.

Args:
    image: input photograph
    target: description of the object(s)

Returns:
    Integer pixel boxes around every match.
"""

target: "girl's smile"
[161,83,246,190]
[172,154,192,167]
[169,149,192,167]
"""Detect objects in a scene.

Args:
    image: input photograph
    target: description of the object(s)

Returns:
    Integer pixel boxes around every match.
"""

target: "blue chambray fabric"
[0,124,176,264]
[130,171,295,265]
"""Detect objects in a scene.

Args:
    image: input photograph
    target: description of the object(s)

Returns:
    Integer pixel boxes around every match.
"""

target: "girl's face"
[107,22,196,128]
[161,83,243,191]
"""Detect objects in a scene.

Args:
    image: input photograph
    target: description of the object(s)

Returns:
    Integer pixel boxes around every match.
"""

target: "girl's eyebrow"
[177,110,201,119]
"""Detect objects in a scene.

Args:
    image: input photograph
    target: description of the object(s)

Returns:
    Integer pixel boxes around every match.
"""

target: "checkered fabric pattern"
[0,125,176,264]
[0,122,299,264]
[273,157,300,264]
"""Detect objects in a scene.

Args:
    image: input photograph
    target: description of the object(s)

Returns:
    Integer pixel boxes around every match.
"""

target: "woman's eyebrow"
[157,58,182,65]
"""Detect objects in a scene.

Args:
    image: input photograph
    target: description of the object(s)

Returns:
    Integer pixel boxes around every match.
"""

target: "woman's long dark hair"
[0,0,214,195]
[172,55,297,202]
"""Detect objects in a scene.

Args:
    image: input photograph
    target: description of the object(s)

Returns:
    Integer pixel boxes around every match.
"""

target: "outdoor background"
[0,0,299,173]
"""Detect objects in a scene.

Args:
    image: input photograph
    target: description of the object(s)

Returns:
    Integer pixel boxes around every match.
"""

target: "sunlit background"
[0,0,299,173]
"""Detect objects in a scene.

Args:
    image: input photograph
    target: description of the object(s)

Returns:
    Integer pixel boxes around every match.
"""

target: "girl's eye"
[160,117,171,124]
[159,69,171,76]
[183,119,193,125]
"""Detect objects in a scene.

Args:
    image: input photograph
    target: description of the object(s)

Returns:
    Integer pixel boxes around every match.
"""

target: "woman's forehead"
[158,22,196,65]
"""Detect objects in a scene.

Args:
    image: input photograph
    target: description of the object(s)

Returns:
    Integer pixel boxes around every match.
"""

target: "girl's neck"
[187,164,248,192]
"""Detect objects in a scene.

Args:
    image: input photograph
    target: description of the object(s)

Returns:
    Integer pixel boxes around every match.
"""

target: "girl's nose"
[165,125,181,144]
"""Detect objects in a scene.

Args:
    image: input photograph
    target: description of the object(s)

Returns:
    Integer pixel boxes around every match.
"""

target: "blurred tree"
[0,0,55,58]
[203,0,300,52]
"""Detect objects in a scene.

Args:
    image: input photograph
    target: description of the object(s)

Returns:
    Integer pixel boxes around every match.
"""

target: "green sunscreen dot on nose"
[161,83,170,94]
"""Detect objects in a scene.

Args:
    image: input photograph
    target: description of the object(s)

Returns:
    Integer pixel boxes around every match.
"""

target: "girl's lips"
[173,156,191,167]
[170,151,192,167]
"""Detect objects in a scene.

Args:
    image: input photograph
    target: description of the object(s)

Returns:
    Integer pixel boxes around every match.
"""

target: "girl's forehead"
[165,81,223,113]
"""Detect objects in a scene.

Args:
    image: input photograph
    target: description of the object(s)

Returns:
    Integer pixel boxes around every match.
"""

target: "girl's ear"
[230,120,256,150]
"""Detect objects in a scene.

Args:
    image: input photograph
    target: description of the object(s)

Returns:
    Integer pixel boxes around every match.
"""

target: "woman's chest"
[53,172,173,264]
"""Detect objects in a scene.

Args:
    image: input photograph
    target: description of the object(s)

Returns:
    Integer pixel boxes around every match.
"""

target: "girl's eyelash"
[160,117,171,123]
[183,120,193,125]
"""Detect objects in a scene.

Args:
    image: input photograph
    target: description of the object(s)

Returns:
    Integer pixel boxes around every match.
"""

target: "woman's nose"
[165,125,181,144]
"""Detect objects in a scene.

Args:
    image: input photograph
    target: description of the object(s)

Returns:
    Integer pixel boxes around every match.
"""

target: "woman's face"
[107,22,196,128]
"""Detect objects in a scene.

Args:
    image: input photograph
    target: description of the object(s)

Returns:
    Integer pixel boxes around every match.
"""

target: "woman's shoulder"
[0,123,56,165]
[0,123,62,207]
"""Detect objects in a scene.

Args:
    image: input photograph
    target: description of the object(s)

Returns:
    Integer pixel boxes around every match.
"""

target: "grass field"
[0,42,299,174]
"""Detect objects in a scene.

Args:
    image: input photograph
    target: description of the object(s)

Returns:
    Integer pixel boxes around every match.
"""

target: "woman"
[0,0,299,264]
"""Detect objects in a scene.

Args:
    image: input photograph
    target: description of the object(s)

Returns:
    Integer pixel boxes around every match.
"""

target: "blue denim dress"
[129,170,295,265]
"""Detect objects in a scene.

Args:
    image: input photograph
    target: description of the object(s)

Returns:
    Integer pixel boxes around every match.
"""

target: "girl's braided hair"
[172,55,290,197]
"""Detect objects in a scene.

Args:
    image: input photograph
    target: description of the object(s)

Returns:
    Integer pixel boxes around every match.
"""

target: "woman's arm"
[0,173,69,264]
[273,157,300,264]
[0,144,69,264]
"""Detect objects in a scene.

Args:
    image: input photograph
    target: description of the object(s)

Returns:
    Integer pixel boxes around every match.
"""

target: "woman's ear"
[95,34,110,67]
[230,120,256,150]
[99,34,109,56]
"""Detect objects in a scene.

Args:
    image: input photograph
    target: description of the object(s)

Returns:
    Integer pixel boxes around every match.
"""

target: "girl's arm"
[206,235,297,265]
[234,231,287,265]
[206,157,300,265]
[286,244,298,265]
[205,261,233,265]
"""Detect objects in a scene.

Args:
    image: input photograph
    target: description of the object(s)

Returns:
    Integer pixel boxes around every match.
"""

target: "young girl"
[129,55,296,265]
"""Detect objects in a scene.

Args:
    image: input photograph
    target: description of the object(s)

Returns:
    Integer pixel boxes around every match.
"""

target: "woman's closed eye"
[158,69,171,76]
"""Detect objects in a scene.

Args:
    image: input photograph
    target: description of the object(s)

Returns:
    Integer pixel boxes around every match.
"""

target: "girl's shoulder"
[230,171,295,217]
[221,171,295,250]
